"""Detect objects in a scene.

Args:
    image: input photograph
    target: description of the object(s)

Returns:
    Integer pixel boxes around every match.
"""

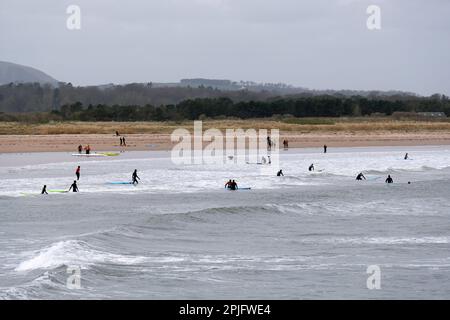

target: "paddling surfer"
[69,180,79,192]
[132,169,140,184]
[356,172,366,180]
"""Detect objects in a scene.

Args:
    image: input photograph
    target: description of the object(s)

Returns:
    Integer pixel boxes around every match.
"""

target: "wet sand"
[1,131,450,153]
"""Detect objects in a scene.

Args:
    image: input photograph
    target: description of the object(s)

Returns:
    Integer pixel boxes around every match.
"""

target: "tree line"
[1,95,448,123]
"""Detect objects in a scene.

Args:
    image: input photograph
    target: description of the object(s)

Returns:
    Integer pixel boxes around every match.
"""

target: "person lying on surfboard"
[132,170,140,185]
[69,180,79,192]
[356,172,366,180]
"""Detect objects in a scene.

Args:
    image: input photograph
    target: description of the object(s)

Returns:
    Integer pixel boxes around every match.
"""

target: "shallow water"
[0,146,450,299]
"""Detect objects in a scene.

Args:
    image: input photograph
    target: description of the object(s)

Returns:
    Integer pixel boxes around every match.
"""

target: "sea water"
[0,145,449,299]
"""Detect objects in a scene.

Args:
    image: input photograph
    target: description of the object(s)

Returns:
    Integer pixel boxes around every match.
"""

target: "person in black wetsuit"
[324,145,327,153]
[356,172,366,180]
[75,166,81,180]
[231,180,238,190]
[41,185,48,194]
[225,179,232,189]
[385,175,393,184]
[277,170,284,176]
[69,180,79,192]
[132,169,140,185]
[308,164,315,171]
[404,153,409,160]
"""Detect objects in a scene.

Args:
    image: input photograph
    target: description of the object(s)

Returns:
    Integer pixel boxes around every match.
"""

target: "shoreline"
[2,132,450,153]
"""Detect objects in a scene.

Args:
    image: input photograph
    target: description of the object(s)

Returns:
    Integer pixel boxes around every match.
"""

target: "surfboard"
[48,190,69,193]
[106,182,133,185]
[99,152,120,156]
[72,153,105,157]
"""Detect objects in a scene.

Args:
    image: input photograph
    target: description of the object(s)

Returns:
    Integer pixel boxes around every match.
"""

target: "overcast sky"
[1,0,449,95]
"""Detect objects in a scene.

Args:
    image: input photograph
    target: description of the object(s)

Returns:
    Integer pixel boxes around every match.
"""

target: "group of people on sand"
[78,144,91,154]
[116,131,127,147]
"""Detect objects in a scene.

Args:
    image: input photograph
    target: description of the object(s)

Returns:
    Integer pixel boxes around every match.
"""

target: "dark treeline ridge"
[1,94,449,123]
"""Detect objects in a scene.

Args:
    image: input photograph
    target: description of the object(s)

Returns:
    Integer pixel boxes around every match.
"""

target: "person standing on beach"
[120,137,123,146]
[385,175,394,184]
[324,145,327,153]
[75,166,81,180]
[41,185,48,194]
[123,137,127,147]
[116,131,120,136]
[132,169,140,185]
[267,136,272,151]
[69,180,79,192]
[283,139,289,150]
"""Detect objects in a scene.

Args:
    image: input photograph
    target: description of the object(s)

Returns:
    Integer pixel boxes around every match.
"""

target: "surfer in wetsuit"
[69,180,79,192]
[356,172,366,180]
[41,185,48,194]
[324,145,327,153]
[75,166,80,180]
[385,175,393,184]
[404,153,409,160]
[225,179,233,189]
[283,139,288,150]
[132,169,140,184]
[231,180,238,190]
[308,164,315,171]
[277,170,284,176]
[78,145,83,154]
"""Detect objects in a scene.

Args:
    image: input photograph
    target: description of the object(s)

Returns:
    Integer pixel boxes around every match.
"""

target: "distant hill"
[0,61,58,86]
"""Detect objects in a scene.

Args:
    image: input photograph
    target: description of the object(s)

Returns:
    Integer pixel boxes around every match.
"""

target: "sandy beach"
[1,131,450,153]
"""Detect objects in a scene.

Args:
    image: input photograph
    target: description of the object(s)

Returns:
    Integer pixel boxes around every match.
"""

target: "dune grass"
[1,118,450,135]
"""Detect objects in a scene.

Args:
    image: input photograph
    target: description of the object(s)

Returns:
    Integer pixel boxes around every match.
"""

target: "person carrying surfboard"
[132,169,140,185]
[41,185,48,194]
[75,166,81,180]
[69,180,79,192]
